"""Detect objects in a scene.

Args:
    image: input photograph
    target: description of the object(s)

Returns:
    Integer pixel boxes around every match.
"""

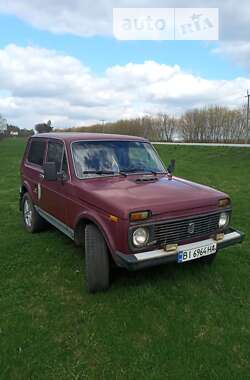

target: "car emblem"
[188,222,195,234]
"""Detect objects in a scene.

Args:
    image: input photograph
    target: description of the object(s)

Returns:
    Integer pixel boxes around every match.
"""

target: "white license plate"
[178,241,217,263]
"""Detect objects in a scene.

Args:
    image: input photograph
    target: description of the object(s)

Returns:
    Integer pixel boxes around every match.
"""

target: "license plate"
[178,241,217,263]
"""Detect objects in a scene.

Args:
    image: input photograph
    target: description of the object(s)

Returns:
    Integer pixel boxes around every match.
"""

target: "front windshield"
[72,140,166,178]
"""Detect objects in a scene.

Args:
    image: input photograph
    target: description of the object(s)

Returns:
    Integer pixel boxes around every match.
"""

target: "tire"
[85,224,110,293]
[22,193,46,233]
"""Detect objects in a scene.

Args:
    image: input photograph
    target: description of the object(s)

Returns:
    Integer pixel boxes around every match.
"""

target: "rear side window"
[46,141,64,172]
[28,139,46,166]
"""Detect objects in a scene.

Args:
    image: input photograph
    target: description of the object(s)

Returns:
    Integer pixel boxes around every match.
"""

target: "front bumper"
[115,227,245,271]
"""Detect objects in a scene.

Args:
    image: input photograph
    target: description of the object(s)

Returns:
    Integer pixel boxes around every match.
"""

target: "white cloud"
[0,44,249,129]
[0,0,249,40]
[1,1,250,72]
[0,0,112,37]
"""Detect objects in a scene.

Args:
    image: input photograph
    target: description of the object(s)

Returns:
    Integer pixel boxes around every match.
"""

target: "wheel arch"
[74,214,116,258]
[19,182,32,210]
[21,180,33,196]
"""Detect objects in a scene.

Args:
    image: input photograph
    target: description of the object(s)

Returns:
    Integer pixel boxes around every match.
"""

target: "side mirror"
[167,159,176,174]
[43,162,57,181]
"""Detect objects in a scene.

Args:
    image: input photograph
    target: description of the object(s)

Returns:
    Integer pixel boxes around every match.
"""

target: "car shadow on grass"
[38,223,217,293]
[111,258,215,292]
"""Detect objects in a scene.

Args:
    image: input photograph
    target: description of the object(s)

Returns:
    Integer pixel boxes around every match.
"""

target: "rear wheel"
[22,193,46,233]
[85,224,110,293]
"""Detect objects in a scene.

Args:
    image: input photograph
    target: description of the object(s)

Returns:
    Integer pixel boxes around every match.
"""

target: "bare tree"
[179,106,246,143]
[156,113,177,141]
[58,106,247,143]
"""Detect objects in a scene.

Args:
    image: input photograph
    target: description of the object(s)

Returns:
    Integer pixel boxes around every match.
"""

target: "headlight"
[219,212,229,228]
[132,227,149,247]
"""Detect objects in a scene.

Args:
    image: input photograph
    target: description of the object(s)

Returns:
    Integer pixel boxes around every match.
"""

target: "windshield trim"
[70,139,167,180]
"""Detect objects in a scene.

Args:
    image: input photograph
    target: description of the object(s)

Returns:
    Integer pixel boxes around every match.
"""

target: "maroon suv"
[20,133,244,292]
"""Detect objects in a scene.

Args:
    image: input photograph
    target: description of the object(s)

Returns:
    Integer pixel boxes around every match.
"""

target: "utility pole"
[101,119,105,133]
[245,90,250,144]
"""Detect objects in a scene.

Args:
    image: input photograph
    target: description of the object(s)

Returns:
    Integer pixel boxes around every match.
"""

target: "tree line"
[60,106,248,143]
[1,106,248,143]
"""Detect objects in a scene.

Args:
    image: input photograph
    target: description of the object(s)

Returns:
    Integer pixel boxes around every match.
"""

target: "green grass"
[0,138,249,379]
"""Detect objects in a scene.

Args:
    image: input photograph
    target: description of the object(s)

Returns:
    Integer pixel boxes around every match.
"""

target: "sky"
[0,0,250,129]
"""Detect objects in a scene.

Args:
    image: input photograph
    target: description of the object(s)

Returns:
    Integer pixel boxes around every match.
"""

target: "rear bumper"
[115,227,245,271]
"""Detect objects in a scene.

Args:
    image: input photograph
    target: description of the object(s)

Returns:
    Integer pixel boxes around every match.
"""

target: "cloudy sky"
[0,0,250,129]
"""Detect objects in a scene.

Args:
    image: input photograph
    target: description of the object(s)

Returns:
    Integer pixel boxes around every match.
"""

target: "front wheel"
[85,224,110,293]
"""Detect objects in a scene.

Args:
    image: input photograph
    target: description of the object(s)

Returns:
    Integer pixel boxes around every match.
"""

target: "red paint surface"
[21,133,229,256]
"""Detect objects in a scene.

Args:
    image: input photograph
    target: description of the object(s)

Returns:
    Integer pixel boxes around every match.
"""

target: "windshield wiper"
[83,170,127,177]
[83,169,163,177]
[120,169,163,175]
[83,170,115,175]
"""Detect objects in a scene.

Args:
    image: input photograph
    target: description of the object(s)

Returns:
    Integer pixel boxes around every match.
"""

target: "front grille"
[154,213,220,246]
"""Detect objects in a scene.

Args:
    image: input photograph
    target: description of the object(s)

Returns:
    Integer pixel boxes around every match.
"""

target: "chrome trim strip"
[219,231,241,243]
[35,206,74,240]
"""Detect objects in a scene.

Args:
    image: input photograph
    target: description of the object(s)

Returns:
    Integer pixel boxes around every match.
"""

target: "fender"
[19,181,32,211]
[74,210,117,257]
[19,180,33,210]
[22,180,33,196]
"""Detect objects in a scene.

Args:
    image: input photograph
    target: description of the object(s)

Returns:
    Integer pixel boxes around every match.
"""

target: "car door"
[23,138,47,206]
[40,139,68,223]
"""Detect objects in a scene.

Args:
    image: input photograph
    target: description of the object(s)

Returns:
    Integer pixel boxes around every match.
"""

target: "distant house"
[0,118,7,134]
[10,131,19,136]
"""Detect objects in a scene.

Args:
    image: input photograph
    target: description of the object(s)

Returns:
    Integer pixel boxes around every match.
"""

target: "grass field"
[0,138,249,379]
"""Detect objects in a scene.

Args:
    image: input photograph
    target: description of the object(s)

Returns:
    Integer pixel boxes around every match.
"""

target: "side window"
[46,141,64,172]
[28,139,46,166]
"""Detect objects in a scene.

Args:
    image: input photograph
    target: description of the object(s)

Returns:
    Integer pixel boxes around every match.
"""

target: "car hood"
[75,175,227,219]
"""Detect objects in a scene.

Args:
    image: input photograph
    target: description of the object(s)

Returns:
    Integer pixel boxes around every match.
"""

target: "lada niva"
[20,133,244,292]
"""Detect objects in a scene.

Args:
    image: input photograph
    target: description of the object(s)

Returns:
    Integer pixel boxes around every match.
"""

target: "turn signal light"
[130,211,151,222]
[109,215,119,222]
[218,198,231,207]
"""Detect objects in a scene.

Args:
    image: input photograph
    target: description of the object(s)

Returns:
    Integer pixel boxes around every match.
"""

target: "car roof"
[33,132,149,143]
